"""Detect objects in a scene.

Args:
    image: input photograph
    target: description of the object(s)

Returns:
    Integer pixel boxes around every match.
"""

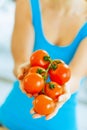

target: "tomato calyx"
[50,63,57,70]
[48,82,55,89]
[43,56,51,62]
[50,60,63,70]
[36,68,47,81]
[36,68,45,75]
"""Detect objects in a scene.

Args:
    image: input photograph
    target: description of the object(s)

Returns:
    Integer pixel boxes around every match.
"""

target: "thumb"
[17,62,30,80]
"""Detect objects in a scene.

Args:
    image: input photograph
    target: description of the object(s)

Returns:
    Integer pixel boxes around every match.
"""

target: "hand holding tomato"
[46,85,71,120]
[18,67,46,97]
[17,61,30,80]
[17,56,48,97]
[30,85,71,120]
[16,61,33,97]
[19,49,51,96]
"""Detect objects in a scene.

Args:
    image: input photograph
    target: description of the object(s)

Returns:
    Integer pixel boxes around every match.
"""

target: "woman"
[0,0,87,130]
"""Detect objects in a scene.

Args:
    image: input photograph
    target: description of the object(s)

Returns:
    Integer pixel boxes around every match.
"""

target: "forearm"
[68,38,87,93]
[11,0,35,76]
[12,23,34,65]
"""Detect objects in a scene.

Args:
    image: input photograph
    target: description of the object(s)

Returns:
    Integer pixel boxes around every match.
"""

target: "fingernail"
[30,109,34,114]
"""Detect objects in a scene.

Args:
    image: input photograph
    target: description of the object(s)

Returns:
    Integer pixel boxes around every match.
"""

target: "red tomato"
[34,94,55,115]
[45,81,63,101]
[24,73,45,94]
[49,61,71,85]
[30,50,51,69]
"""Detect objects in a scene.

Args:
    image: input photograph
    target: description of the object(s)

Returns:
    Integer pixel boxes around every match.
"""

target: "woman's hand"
[14,62,32,97]
[15,62,39,97]
[30,85,71,120]
[15,60,71,120]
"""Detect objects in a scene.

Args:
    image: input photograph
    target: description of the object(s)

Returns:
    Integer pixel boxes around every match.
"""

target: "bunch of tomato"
[23,50,71,116]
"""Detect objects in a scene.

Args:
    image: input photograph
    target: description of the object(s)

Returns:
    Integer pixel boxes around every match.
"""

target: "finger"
[46,113,56,120]
[21,61,30,68]
[58,94,66,102]
[17,67,24,80]
[58,85,71,102]
[46,111,57,120]
[18,61,30,69]
[30,108,35,114]
[46,103,62,120]
[64,85,71,100]
[27,93,32,98]
[56,101,65,109]
[17,62,30,80]
[46,107,59,120]
[18,69,27,80]
[46,101,66,120]
[33,114,42,119]
[17,71,24,80]
[58,93,71,102]
[64,85,71,93]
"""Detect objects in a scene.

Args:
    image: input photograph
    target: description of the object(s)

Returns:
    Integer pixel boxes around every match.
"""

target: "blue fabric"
[0,0,87,129]
[0,81,77,130]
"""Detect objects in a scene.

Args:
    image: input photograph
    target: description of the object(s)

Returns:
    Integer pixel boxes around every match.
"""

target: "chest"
[41,10,85,46]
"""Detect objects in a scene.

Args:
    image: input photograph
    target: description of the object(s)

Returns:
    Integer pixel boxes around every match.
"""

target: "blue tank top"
[0,0,87,130]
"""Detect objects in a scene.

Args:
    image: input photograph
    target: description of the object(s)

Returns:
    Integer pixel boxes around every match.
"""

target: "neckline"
[38,0,87,49]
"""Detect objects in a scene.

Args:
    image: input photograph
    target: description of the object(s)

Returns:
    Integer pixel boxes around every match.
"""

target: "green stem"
[43,59,62,81]
[43,56,52,62]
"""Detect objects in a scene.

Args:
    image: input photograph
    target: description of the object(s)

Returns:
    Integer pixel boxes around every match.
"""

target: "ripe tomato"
[30,50,51,69]
[49,61,71,85]
[45,82,63,101]
[24,73,45,94]
[34,94,55,115]
[28,66,47,80]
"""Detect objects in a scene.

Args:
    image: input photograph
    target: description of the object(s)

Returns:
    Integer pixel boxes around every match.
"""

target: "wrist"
[66,75,80,94]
